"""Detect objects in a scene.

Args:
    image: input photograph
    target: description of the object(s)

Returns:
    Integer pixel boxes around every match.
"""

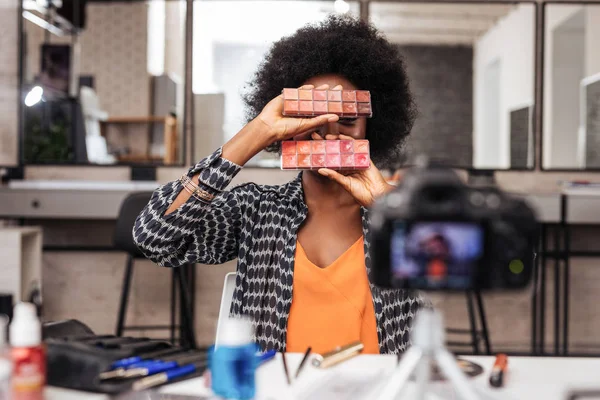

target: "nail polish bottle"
[0,315,11,400]
[10,303,45,400]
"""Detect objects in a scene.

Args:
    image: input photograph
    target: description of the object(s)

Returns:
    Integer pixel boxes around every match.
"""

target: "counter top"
[45,353,600,400]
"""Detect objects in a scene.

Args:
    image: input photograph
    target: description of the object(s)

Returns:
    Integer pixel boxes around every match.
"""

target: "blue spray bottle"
[209,317,260,400]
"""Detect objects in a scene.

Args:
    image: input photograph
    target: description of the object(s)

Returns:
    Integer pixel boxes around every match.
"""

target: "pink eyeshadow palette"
[281,139,370,170]
[282,88,372,118]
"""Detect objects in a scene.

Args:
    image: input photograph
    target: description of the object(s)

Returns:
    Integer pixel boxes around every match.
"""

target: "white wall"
[585,7,600,77]
[543,5,584,168]
[473,4,535,169]
[0,0,19,166]
[543,5,600,168]
[191,2,359,149]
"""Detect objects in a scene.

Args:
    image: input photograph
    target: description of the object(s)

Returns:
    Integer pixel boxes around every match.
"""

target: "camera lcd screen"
[390,222,484,290]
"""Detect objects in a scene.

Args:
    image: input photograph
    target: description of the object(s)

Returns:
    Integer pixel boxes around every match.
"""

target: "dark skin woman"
[134,15,426,354]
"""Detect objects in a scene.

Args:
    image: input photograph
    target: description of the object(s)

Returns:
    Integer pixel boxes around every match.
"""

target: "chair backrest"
[215,272,237,347]
[114,192,153,258]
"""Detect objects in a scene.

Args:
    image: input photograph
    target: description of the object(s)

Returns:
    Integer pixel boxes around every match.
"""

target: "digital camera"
[370,166,538,291]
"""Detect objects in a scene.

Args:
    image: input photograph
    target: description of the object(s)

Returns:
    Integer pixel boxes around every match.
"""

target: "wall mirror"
[20,0,187,166]
[542,3,600,170]
[191,0,361,167]
[192,1,536,170]
[371,2,536,169]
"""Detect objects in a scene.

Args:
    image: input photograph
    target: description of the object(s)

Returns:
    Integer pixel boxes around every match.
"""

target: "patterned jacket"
[133,148,427,354]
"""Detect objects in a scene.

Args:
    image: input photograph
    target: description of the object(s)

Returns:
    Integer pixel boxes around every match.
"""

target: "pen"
[99,360,162,380]
[489,353,508,388]
[100,351,202,380]
[281,351,291,385]
[121,361,180,378]
[109,348,185,370]
[121,354,208,379]
[132,361,207,391]
[295,347,312,379]
[115,353,206,379]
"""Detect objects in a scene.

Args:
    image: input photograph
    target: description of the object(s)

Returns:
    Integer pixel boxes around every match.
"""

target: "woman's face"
[292,74,368,141]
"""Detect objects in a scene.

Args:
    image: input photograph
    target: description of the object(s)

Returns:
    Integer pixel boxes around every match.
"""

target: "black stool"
[114,192,197,349]
[446,291,491,355]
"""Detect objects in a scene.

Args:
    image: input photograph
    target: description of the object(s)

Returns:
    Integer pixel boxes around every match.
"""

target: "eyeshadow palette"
[282,88,372,118]
[281,140,370,170]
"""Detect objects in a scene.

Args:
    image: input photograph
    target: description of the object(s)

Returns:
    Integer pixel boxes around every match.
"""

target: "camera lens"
[470,192,485,207]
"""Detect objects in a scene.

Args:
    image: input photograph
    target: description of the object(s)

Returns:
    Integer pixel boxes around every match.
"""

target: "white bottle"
[10,303,45,400]
[0,314,11,400]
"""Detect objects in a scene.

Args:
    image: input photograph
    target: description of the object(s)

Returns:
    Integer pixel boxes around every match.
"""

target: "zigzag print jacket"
[133,147,427,354]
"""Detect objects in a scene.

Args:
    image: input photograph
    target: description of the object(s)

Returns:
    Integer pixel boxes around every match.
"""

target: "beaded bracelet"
[180,175,215,202]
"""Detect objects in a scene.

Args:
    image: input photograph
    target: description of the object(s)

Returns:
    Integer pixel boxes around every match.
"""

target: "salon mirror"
[20,0,187,166]
[542,3,600,170]
[192,1,536,170]
[191,0,362,167]
[371,2,536,169]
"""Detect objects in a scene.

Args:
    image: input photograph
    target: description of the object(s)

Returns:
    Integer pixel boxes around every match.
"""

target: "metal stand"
[376,309,479,400]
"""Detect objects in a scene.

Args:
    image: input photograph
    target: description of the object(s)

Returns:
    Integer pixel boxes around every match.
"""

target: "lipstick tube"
[489,353,508,388]
[311,341,364,369]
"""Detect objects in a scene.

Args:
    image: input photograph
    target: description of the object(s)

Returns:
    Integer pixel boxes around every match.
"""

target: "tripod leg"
[435,349,480,400]
[376,347,423,400]
[414,356,431,400]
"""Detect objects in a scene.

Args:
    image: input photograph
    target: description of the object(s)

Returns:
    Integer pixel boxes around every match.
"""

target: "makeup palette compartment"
[281,140,370,170]
[282,89,372,118]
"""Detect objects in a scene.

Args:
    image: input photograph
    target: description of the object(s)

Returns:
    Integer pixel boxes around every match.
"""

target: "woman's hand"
[316,133,395,207]
[222,84,338,167]
[256,84,339,144]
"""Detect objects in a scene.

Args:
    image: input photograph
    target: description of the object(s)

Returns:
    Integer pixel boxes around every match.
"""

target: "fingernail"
[327,116,338,122]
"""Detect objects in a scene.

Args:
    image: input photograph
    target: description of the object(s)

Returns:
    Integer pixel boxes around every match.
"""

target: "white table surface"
[45,354,600,400]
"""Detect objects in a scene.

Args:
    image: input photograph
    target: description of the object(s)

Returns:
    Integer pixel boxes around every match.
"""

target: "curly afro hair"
[243,14,417,168]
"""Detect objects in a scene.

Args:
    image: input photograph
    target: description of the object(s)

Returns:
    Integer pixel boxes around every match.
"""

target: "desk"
[45,354,600,400]
[0,180,196,347]
[0,180,159,220]
[526,187,600,356]
[515,193,562,356]
[554,187,600,356]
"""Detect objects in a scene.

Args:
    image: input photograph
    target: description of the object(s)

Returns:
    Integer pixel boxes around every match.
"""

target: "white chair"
[215,272,237,347]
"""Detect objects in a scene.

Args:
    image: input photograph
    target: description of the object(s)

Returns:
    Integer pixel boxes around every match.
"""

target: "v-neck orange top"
[286,237,380,355]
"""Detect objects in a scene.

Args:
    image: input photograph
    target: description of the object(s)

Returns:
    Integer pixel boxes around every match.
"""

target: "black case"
[43,320,206,394]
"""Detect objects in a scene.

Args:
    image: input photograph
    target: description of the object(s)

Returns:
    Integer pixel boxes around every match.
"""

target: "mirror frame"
[539,0,600,172]
[17,0,192,168]
[191,0,540,172]
[13,0,542,171]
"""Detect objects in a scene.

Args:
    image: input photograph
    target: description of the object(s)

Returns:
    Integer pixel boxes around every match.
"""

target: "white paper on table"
[291,367,389,400]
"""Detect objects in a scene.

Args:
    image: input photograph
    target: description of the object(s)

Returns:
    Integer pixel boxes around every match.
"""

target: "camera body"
[370,166,538,291]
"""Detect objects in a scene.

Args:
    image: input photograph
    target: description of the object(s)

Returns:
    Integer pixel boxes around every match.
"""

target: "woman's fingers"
[324,133,356,141]
[311,132,324,140]
[317,168,352,191]
[291,114,338,137]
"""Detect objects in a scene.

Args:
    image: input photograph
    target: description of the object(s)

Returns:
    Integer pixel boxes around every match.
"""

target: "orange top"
[286,237,380,355]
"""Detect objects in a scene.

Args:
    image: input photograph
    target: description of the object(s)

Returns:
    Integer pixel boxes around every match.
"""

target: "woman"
[134,15,427,354]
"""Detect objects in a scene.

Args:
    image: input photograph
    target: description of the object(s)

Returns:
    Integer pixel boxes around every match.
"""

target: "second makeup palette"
[282,88,372,118]
[281,140,370,170]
